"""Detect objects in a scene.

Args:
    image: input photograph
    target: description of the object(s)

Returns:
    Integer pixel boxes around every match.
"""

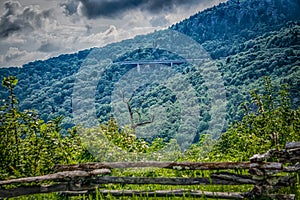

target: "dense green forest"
[1,0,300,198]
[0,0,299,140]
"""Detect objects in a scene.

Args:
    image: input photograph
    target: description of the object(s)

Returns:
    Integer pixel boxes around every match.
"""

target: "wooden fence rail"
[0,142,299,199]
[54,161,284,171]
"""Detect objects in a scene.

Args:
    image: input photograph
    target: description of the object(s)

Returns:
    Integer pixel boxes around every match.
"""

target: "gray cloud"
[3,47,25,63]
[0,1,52,38]
[0,0,225,67]
[38,42,60,52]
[62,0,203,19]
[150,16,170,27]
[60,0,79,16]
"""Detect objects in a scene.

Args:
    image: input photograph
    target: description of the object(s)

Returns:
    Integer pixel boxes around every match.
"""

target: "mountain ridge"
[172,0,300,58]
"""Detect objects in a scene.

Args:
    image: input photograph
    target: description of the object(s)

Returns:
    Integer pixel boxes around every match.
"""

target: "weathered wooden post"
[247,142,300,200]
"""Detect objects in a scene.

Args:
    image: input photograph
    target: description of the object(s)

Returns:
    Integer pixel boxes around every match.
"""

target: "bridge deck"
[114,59,203,65]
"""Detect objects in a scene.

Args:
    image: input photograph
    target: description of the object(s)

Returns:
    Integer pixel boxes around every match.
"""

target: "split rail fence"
[0,142,299,199]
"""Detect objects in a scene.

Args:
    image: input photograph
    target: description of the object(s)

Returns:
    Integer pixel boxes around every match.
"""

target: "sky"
[0,0,226,68]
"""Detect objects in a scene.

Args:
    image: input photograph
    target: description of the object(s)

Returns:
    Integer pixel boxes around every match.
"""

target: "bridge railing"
[0,142,299,199]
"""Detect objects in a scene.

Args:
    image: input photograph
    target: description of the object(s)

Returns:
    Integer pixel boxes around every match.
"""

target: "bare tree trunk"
[120,91,154,133]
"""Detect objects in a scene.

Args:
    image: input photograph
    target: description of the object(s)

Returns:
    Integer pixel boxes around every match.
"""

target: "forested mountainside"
[0,0,299,140]
[172,0,300,59]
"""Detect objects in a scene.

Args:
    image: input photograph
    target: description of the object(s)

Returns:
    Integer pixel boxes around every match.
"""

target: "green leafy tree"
[1,76,20,172]
[0,76,89,179]
[209,77,300,161]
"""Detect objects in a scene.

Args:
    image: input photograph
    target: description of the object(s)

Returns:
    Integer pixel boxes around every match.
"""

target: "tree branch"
[120,90,155,131]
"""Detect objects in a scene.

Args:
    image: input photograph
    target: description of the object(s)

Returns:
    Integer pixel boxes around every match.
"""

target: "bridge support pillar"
[137,63,140,73]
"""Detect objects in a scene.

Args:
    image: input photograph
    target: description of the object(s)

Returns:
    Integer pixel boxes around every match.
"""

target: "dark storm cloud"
[80,0,143,18]
[62,0,201,18]
[0,1,52,38]
[144,0,194,13]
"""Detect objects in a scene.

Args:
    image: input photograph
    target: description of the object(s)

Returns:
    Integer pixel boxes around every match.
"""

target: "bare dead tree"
[120,90,155,133]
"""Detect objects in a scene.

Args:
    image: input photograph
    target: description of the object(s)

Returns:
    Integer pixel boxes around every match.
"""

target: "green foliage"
[219,24,300,122]
[208,77,300,161]
[0,76,89,179]
[79,117,182,162]
[182,133,217,162]
[2,76,18,90]
[96,117,173,154]
[100,117,151,153]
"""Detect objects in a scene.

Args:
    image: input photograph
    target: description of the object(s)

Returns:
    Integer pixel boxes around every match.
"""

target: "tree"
[0,76,89,178]
[208,77,300,161]
[121,91,155,133]
[1,76,20,170]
